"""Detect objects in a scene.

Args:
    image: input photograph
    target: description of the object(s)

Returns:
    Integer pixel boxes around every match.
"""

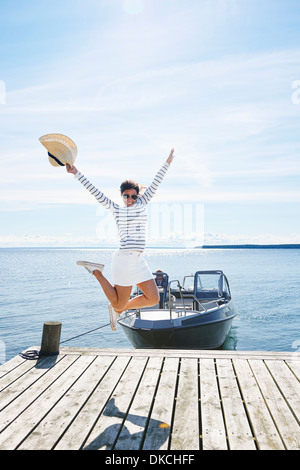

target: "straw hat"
[39,133,77,167]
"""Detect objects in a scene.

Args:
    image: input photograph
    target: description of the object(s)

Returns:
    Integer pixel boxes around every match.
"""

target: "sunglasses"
[122,194,138,200]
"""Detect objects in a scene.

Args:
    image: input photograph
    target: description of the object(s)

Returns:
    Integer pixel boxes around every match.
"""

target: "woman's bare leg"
[93,272,159,315]
[123,279,160,312]
[93,270,132,311]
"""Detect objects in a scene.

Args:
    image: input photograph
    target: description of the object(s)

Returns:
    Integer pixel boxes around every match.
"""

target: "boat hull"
[118,302,236,350]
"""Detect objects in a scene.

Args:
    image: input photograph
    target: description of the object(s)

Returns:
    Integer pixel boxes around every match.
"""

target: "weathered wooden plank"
[265,360,300,422]
[171,358,200,450]
[0,355,79,433]
[0,355,28,380]
[0,355,65,411]
[59,347,299,361]
[200,359,227,450]
[216,359,256,450]
[0,356,52,392]
[249,359,300,450]
[0,355,92,450]
[114,356,163,450]
[286,359,300,380]
[18,355,115,450]
[142,357,179,450]
[0,359,40,393]
[54,355,130,450]
[82,356,148,450]
[233,359,284,450]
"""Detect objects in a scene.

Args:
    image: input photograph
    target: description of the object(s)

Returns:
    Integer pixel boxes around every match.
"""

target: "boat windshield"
[195,271,229,299]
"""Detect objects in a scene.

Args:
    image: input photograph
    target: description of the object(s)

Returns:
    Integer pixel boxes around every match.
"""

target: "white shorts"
[111,250,154,287]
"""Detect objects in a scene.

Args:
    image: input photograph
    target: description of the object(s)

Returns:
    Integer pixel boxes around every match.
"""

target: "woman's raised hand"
[166,148,175,164]
[66,163,78,175]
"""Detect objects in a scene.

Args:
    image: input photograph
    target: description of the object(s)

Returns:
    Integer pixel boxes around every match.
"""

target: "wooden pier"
[0,347,299,450]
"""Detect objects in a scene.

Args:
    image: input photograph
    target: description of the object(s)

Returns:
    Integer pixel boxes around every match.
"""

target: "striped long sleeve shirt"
[74,162,170,251]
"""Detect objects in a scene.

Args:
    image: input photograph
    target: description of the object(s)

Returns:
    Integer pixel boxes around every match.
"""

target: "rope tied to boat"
[19,311,137,360]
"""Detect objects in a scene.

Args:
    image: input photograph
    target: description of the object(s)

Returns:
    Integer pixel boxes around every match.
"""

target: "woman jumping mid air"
[66,148,175,331]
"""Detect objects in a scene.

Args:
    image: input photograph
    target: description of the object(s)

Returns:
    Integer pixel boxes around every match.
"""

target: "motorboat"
[118,270,237,349]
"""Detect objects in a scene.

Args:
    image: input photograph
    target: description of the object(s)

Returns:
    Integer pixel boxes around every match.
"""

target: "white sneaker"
[77,261,104,274]
[108,304,119,332]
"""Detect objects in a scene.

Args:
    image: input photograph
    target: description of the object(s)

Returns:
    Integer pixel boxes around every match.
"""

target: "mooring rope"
[19,350,40,360]
[60,310,137,345]
[19,311,137,360]
[59,322,111,344]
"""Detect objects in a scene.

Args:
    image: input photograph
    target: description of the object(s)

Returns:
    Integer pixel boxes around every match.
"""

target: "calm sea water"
[1,247,300,363]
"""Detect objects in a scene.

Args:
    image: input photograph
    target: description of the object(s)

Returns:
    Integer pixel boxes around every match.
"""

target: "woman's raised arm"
[139,148,175,205]
[66,163,114,210]
[166,148,175,165]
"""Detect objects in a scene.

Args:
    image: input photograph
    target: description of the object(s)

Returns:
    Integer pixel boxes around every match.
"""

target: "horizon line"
[1,244,300,250]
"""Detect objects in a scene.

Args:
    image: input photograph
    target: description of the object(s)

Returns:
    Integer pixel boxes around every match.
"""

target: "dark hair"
[120,179,139,194]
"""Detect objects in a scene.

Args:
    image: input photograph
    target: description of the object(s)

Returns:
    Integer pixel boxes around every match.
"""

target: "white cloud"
[0,233,105,247]
[5,47,299,118]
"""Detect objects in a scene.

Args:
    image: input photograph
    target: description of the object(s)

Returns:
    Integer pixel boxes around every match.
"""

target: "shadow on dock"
[83,398,169,450]
[34,354,60,370]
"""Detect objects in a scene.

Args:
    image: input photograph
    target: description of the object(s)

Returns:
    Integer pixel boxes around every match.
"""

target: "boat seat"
[170,289,192,299]
[195,289,220,300]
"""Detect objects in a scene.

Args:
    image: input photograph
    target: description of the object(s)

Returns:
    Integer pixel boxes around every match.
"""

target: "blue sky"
[1,0,300,247]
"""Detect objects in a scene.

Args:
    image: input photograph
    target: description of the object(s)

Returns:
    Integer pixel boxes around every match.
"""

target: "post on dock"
[40,321,62,356]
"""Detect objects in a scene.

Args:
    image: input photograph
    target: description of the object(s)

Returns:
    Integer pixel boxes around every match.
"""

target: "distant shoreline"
[198,244,300,249]
[1,244,300,250]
